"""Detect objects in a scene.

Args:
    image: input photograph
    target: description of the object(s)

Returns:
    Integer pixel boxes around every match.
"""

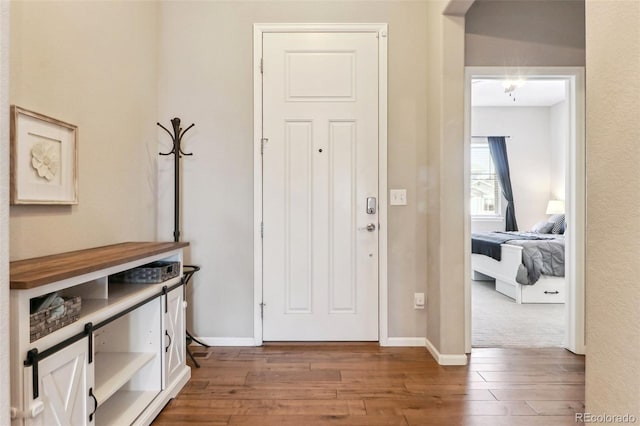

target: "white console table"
[9,242,191,426]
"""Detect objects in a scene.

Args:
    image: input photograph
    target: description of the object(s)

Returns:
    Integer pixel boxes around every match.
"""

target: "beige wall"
[157,1,430,339]
[425,2,443,350]
[426,1,466,356]
[465,0,585,66]
[9,0,159,260]
[585,0,640,417]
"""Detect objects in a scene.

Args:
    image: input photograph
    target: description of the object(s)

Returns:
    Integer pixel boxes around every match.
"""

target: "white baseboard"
[191,337,257,347]
[425,338,468,365]
[383,337,426,347]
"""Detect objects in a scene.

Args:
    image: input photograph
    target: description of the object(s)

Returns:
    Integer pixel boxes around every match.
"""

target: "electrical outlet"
[414,292,425,309]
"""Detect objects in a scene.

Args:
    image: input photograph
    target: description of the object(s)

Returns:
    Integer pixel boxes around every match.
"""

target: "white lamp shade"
[546,200,565,215]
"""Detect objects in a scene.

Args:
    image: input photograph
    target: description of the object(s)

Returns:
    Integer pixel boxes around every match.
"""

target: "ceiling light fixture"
[502,78,526,102]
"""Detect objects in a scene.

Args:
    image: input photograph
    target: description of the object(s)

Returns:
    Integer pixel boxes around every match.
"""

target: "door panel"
[25,338,92,426]
[262,32,379,341]
[164,287,185,388]
[328,121,357,314]
[286,51,356,100]
[284,121,313,314]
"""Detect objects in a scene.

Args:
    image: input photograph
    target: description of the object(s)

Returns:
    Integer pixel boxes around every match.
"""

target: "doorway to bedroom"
[464,68,585,353]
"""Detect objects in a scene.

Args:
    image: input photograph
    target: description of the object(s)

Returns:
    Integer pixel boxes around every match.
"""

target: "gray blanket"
[472,231,556,261]
[511,236,565,285]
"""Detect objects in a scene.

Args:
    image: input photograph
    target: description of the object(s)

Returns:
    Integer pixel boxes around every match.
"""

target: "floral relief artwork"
[10,106,78,204]
[31,140,60,181]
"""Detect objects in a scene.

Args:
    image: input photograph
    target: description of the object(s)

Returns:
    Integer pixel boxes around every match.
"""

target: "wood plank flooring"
[152,344,585,425]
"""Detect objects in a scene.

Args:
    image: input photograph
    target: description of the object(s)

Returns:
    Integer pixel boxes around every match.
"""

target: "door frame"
[463,66,586,355]
[253,23,388,345]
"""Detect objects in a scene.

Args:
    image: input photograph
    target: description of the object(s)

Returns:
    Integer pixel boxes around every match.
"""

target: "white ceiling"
[472,79,567,107]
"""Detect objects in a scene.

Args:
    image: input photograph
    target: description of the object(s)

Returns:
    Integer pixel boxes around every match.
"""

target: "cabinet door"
[163,286,185,388]
[25,338,94,426]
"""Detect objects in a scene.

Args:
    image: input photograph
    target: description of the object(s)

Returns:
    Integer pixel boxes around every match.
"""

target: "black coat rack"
[158,117,208,367]
[158,117,195,243]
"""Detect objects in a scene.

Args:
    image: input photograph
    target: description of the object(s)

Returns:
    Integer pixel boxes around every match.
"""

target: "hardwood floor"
[153,344,585,425]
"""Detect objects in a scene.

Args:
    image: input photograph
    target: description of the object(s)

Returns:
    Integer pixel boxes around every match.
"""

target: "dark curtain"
[488,136,518,231]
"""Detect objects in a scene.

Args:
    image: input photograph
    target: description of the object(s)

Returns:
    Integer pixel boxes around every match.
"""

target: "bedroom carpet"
[472,279,565,348]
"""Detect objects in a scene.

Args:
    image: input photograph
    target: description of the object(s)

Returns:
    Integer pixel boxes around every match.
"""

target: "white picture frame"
[10,106,78,205]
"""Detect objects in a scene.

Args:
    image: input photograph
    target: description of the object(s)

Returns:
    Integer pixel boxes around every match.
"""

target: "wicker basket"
[110,261,180,284]
[30,296,81,342]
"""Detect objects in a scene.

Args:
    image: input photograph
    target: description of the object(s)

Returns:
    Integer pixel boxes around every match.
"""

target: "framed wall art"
[10,106,78,205]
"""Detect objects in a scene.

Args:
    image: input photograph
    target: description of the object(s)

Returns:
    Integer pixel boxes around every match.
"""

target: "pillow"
[530,221,554,234]
[549,214,566,234]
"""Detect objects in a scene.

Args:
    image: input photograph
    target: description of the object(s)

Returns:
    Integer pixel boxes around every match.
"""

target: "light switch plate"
[390,189,407,206]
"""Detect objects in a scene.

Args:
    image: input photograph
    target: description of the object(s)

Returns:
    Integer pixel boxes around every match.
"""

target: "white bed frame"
[472,243,565,304]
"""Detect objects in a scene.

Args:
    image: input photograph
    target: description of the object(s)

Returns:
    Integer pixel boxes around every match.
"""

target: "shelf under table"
[79,282,161,319]
[96,389,159,426]
[94,351,156,405]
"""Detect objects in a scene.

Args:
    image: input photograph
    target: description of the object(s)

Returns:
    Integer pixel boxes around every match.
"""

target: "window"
[470,144,501,217]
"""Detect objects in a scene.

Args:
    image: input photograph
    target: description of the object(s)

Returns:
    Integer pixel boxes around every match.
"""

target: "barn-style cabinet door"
[25,337,94,426]
[163,286,185,388]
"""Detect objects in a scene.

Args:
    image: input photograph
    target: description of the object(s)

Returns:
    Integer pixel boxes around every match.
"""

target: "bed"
[471,230,565,304]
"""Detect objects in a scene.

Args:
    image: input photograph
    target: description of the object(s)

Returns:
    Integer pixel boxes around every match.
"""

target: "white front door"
[262,31,380,341]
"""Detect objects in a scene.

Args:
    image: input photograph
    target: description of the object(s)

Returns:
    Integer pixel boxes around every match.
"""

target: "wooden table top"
[10,242,189,290]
